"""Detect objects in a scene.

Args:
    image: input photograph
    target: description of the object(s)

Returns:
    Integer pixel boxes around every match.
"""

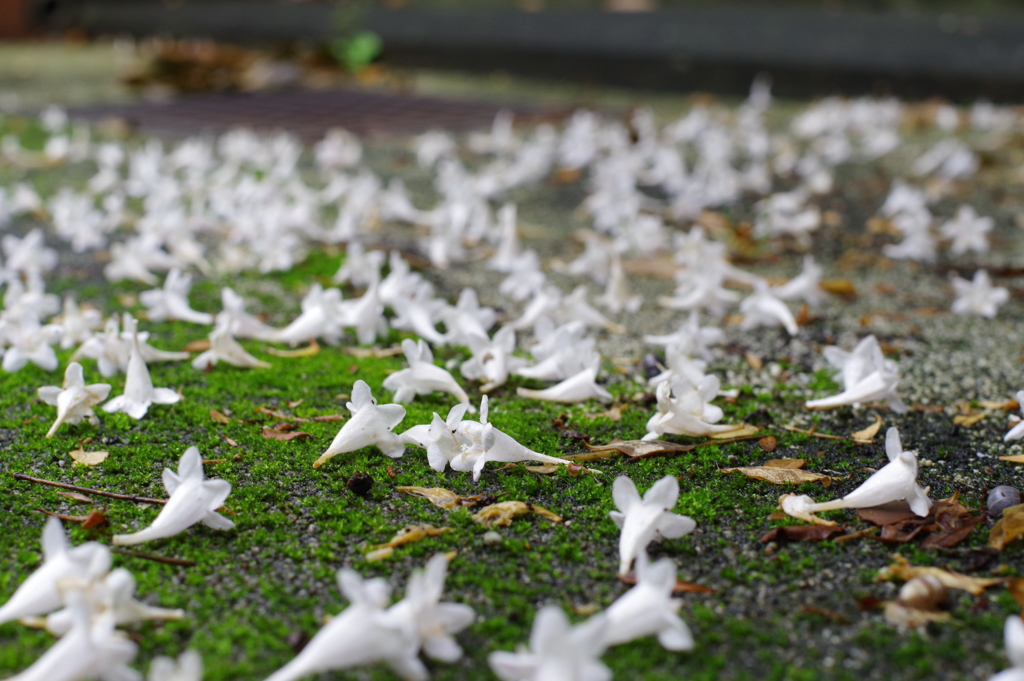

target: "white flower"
[643,311,722,363]
[646,340,708,389]
[384,338,469,405]
[332,241,384,287]
[609,475,696,575]
[488,203,523,273]
[72,314,188,377]
[46,567,185,635]
[400,404,466,473]
[113,446,234,546]
[440,288,496,347]
[0,518,109,626]
[264,569,424,681]
[9,602,139,681]
[102,319,181,419]
[603,552,693,651]
[0,312,62,373]
[991,616,1024,681]
[272,284,347,346]
[38,362,111,437]
[192,326,270,371]
[104,236,176,286]
[53,296,103,350]
[753,189,821,246]
[597,251,642,314]
[139,269,213,325]
[805,335,907,413]
[339,279,389,346]
[388,554,476,664]
[739,282,798,336]
[489,606,610,681]
[940,205,992,256]
[560,285,625,333]
[313,380,406,467]
[2,228,57,277]
[772,255,828,308]
[216,287,277,341]
[516,365,612,404]
[148,651,203,681]
[1005,391,1024,442]
[781,427,932,523]
[460,327,527,392]
[449,395,574,481]
[644,375,740,440]
[951,269,1008,318]
[390,288,448,346]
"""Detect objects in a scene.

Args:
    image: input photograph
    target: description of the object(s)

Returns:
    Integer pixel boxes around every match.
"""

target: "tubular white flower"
[610,475,696,575]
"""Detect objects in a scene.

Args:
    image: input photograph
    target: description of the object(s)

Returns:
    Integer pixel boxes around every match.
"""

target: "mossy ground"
[2,46,1024,681]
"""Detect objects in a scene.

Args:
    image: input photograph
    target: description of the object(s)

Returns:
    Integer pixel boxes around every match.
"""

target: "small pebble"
[641,353,664,379]
[346,471,374,497]
[988,485,1021,518]
[483,530,502,545]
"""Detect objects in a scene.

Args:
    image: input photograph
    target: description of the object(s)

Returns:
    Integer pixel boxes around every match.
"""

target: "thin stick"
[111,548,196,567]
[780,425,874,445]
[13,473,166,505]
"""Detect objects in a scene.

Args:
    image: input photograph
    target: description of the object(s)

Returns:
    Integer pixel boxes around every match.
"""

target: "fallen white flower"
[102,319,181,419]
[610,475,696,575]
[0,312,62,373]
[940,205,992,256]
[597,252,642,314]
[0,518,109,626]
[461,327,527,392]
[489,605,610,681]
[313,380,406,467]
[739,282,798,335]
[272,284,347,346]
[990,615,1024,681]
[54,296,103,350]
[772,255,828,308]
[38,362,111,437]
[73,314,189,377]
[113,446,233,546]
[192,326,270,371]
[516,365,612,404]
[46,567,185,635]
[217,287,278,341]
[781,427,932,523]
[1005,391,1024,442]
[139,269,213,325]
[264,568,423,681]
[384,338,469,405]
[148,651,203,681]
[805,335,907,413]
[951,269,1008,318]
[644,375,740,440]
[440,288,496,347]
[643,311,722,363]
[603,551,693,651]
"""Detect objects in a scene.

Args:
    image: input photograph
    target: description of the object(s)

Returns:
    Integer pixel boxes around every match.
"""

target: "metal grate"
[69,88,553,139]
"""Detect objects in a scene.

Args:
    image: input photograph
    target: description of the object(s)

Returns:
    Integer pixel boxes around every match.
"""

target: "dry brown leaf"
[759,436,778,453]
[759,525,845,543]
[763,458,805,469]
[584,404,624,421]
[223,435,240,447]
[999,454,1024,464]
[210,409,231,424]
[980,399,1019,410]
[883,601,952,628]
[744,352,763,370]
[524,464,561,474]
[474,501,562,527]
[266,340,320,358]
[287,399,304,408]
[69,448,108,467]
[706,424,759,439]
[990,504,1024,550]
[819,278,857,296]
[80,509,108,530]
[621,257,677,280]
[852,414,883,441]
[369,524,449,551]
[344,346,404,359]
[583,439,695,460]
[261,428,313,441]
[953,412,987,427]
[1008,578,1024,612]
[184,338,211,352]
[396,486,489,509]
[312,414,346,422]
[365,547,394,562]
[723,466,832,486]
[255,406,309,422]
[875,554,1005,595]
[56,492,93,504]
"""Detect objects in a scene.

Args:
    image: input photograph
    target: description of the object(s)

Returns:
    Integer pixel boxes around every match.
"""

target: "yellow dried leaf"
[852,414,883,441]
[584,404,625,421]
[365,547,394,562]
[582,439,695,459]
[953,412,987,427]
[706,424,759,439]
[875,554,1005,595]
[763,458,805,469]
[980,399,1019,411]
[990,504,1024,550]
[1008,578,1024,612]
[184,339,212,352]
[999,454,1024,464]
[69,448,108,467]
[344,346,404,359]
[883,601,952,628]
[209,409,230,424]
[369,524,449,551]
[474,501,562,527]
[266,340,320,358]
[819,278,857,296]
[744,352,763,370]
[722,465,831,486]
[524,464,560,474]
[396,486,462,509]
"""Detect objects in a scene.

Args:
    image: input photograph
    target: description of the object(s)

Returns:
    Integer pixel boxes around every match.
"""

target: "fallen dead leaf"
[210,409,231,424]
[261,428,313,441]
[583,439,695,460]
[81,509,108,530]
[369,524,449,551]
[584,404,625,421]
[223,435,240,447]
[723,465,834,487]
[706,424,759,439]
[819,278,857,297]
[344,345,404,359]
[999,454,1024,464]
[759,436,778,453]
[1008,578,1024,612]
[759,525,845,543]
[744,352,763,371]
[183,338,211,352]
[953,412,987,427]
[875,554,1006,595]
[473,501,562,527]
[618,571,714,594]
[798,604,850,624]
[266,340,320,358]
[834,527,878,543]
[255,406,309,422]
[56,492,93,504]
[980,399,1019,411]
[883,601,952,628]
[365,547,394,562]
[571,603,601,616]
[311,413,346,422]
[396,486,488,510]
[69,447,108,466]
[287,399,304,408]
[763,458,805,469]
[852,415,883,441]
[990,503,1024,550]
[524,464,561,474]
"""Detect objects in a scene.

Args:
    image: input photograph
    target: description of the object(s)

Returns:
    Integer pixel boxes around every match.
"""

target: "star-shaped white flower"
[0,518,109,626]
[54,296,103,350]
[400,404,467,473]
[383,338,469,405]
[643,311,722,363]
[73,314,189,378]
[644,375,741,440]
[45,567,185,635]
[139,269,213,325]
[0,312,62,373]
[516,364,612,404]
[610,475,696,575]
[461,327,528,392]
[781,427,931,524]
[603,552,693,651]
[951,269,1008,318]
[940,205,992,256]
[217,287,277,341]
[102,319,181,420]
[191,326,270,371]
[489,606,610,681]
[805,335,907,413]
[272,284,347,346]
[440,288,496,347]
[113,446,234,546]
[771,255,828,308]
[38,362,111,437]
[313,380,406,467]
[739,282,798,335]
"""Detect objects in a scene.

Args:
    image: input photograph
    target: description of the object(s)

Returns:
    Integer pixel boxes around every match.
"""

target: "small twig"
[35,508,88,523]
[780,425,874,445]
[110,548,196,567]
[14,473,165,505]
